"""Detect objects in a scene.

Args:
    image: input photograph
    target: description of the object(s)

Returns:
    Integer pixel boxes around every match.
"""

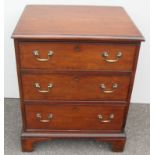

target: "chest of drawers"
[12,5,144,152]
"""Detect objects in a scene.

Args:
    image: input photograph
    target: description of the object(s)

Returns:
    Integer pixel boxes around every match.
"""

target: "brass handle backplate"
[36,113,53,123]
[100,83,118,93]
[97,114,114,123]
[34,83,53,93]
[102,51,122,63]
[33,50,54,62]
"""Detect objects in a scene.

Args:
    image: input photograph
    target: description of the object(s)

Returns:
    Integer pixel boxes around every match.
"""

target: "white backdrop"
[4,0,149,103]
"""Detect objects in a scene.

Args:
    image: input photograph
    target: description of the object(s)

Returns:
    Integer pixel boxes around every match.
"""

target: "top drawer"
[19,42,137,71]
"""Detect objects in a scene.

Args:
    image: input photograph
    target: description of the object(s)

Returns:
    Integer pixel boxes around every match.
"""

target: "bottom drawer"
[25,104,126,131]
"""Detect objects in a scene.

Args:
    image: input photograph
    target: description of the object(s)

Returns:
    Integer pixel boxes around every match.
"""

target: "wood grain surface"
[19,42,137,71]
[12,5,144,152]
[25,103,126,131]
[12,5,144,41]
[21,74,130,101]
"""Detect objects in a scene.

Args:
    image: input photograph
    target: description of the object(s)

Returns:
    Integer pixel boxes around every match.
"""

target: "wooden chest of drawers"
[12,5,144,152]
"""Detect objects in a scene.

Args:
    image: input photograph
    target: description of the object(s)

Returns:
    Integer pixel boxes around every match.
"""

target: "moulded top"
[12,5,144,41]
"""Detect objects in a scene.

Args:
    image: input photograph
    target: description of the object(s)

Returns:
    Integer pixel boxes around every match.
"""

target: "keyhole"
[75,45,80,52]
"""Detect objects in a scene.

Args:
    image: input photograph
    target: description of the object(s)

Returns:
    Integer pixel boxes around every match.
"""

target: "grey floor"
[4,99,149,155]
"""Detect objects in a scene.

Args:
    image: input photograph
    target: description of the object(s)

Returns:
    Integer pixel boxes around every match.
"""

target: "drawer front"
[19,42,136,71]
[25,104,126,131]
[22,74,130,101]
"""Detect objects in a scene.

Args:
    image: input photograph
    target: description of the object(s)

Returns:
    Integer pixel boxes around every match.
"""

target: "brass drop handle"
[32,50,54,62]
[100,83,118,93]
[36,113,53,123]
[34,83,53,93]
[97,114,114,123]
[102,51,122,63]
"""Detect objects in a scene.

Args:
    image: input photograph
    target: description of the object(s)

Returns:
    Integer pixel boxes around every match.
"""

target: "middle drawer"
[21,74,130,101]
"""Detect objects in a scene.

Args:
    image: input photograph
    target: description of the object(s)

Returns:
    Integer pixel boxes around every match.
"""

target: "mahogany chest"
[12,5,144,152]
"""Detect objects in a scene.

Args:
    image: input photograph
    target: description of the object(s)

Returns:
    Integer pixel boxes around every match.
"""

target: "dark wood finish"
[96,137,126,152]
[12,5,144,41]
[21,137,50,152]
[25,103,126,131]
[21,138,126,152]
[12,5,144,152]
[22,74,130,101]
[111,138,126,152]
[24,100,127,105]
[21,131,126,152]
[14,40,27,130]
[21,69,131,75]
[19,42,137,71]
